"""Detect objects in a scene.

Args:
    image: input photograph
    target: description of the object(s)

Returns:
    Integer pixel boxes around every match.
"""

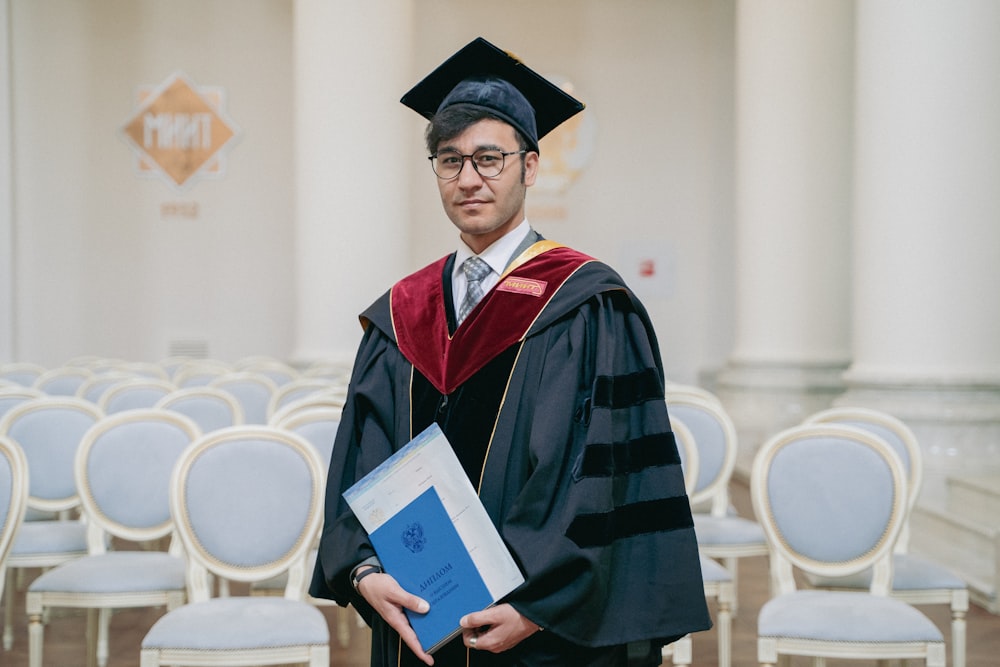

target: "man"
[310,37,711,667]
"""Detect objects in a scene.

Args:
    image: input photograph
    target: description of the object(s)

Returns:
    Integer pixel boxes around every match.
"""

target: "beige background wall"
[3,0,736,384]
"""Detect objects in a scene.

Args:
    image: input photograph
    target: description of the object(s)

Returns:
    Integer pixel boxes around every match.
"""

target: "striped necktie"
[458,256,491,324]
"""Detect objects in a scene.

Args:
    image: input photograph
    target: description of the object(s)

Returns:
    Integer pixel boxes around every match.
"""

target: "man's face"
[434,119,538,254]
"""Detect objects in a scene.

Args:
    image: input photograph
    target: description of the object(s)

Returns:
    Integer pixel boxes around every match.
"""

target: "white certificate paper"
[343,422,525,605]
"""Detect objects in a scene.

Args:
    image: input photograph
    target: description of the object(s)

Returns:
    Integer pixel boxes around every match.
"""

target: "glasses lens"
[472,150,505,178]
[432,151,462,178]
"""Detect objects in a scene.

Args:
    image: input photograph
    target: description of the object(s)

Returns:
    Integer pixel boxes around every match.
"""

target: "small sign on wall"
[120,71,241,191]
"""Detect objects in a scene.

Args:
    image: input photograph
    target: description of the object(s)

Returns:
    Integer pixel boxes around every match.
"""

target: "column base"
[835,372,1000,509]
[712,359,849,478]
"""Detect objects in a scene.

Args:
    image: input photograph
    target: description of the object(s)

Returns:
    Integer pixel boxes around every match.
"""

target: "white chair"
[0,396,103,650]
[666,386,768,616]
[139,425,329,667]
[209,372,279,425]
[33,366,95,396]
[269,391,346,427]
[0,387,45,419]
[0,436,29,654]
[267,378,342,420]
[0,362,47,388]
[155,386,245,432]
[76,372,137,404]
[666,415,733,667]
[25,408,201,667]
[751,422,945,667]
[172,360,232,388]
[803,406,969,667]
[233,356,300,386]
[96,377,176,414]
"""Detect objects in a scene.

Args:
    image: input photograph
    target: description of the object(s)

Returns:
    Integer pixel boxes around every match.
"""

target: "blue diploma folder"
[370,486,493,653]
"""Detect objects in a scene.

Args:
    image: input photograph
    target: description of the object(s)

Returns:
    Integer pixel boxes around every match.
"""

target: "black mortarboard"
[400,37,585,152]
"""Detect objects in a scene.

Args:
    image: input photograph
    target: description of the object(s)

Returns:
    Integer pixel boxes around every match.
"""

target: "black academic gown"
[310,241,711,667]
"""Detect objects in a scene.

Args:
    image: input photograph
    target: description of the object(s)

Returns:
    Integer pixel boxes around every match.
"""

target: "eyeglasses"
[428,149,527,180]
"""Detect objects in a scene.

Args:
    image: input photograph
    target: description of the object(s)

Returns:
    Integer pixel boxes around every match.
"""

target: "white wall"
[10,0,295,365]
[6,0,735,384]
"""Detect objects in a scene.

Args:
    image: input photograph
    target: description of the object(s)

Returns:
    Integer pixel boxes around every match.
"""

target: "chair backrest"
[233,357,300,386]
[272,405,342,470]
[802,406,921,553]
[670,415,699,496]
[0,362,47,387]
[75,409,201,551]
[665,387,737,513]
[155,387,245,432]
[0,397,104,512]
[33,366,95,396]
[208,372,278,425]
[269,391,346,426]
[0,387,45,419]
[172,360,232,388]
[750,423,908,597]
[267,378,342,419]
[169,426,325,602]
[76,372,136,404]
[0,435,29,596]
[97,378,177,414]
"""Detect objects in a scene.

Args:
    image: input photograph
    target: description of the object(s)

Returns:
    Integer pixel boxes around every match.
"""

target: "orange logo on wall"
[121,71,240,190]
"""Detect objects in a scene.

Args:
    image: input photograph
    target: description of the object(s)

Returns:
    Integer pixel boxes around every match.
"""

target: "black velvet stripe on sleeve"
[565,497,694,549]
[591,368,662,409]
[577,432,680,478]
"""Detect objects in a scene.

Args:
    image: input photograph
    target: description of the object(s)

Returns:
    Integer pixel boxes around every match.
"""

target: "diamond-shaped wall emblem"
[121,71,240,190]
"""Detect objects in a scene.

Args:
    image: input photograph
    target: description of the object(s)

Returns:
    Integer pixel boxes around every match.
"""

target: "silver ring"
[469,636,478,648]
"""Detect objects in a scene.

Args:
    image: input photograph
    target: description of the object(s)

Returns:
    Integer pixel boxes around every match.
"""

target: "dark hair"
[425,104,530,154]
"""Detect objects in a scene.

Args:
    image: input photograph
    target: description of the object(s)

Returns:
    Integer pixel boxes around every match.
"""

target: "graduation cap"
[400,37,585,152]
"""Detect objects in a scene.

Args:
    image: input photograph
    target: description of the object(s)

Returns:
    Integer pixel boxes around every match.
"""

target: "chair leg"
[717,598,732,667]
[336,605,351,647]
[724,556,739,617]
[86,608,98,667]
[27,610,44,667]
[3,569,13,650]
[139,647,160,667]
[97,607,111,667]
[953,593,968,667]
[309,644,330,667]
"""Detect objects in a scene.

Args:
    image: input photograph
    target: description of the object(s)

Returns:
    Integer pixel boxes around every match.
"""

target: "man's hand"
[357,571,434,665]
[459,603,542,653]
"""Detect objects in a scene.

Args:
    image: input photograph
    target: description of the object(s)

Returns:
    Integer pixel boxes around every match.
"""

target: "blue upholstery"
[27,552,185,593]
[693,514,765,544]
[209,374,277,425]
[2,399,101,504]
[10,520,87,555]
[766,436,897,564]
[669,403,726,495]
[183,438,315,567]
[142,597,328,650]
[811,552,967,591]
[760,590,942,642]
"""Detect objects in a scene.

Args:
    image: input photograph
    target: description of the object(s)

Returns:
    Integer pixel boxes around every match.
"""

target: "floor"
[4,479,999,666]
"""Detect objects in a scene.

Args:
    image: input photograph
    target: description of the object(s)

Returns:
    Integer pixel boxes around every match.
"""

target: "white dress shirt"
[451,219,531,319]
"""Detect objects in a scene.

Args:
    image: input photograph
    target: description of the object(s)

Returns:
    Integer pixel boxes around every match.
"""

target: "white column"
[843,0,1000,506]
[716,0,855,474]
[0,0,14,361]
[291,0,414,366]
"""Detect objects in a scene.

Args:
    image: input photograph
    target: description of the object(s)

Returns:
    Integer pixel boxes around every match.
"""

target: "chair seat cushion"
[11,520,88,556]
[141,597,330,650]
[693,513,766,545]
[808,553,967,591]
[28,552,186,594]
[760,590,944,643]
[699,556,733,584]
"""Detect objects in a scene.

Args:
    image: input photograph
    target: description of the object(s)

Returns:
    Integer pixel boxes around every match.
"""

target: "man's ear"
[523,151,540,186]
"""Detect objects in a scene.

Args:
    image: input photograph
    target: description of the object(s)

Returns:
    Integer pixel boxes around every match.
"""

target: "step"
[909,502,999,613]
[947,474,1000,528]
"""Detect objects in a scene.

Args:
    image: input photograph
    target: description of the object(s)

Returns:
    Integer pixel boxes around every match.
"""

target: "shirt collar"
[454,219,531,276]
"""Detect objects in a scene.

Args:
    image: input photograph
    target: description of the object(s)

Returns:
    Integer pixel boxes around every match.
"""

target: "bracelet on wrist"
[351,565,384,590]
